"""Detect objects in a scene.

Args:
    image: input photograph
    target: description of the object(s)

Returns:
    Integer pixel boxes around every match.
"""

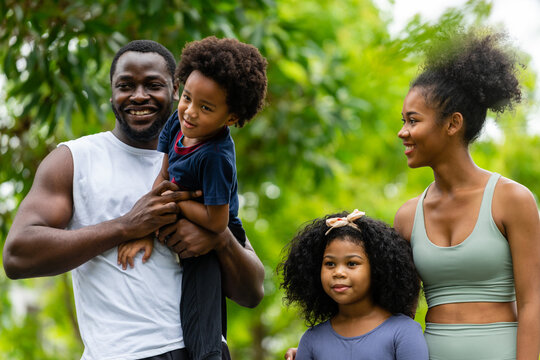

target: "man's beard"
[111,103,171,143]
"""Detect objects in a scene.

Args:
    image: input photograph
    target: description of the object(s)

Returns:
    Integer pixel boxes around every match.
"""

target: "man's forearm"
[215,232,264,307]
[4,219,133,279]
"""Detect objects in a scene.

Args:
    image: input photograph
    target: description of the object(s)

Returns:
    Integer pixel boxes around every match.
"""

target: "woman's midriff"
[425,301,517,323]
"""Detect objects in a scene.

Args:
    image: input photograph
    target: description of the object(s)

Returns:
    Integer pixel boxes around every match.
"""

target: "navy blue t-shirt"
[158,110,244,239]
[296,314,429,360]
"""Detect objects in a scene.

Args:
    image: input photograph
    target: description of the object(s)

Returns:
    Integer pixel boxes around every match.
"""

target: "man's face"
[110,51,177,148]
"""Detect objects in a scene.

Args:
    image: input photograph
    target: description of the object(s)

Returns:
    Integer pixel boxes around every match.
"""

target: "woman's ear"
[447,112,464,136]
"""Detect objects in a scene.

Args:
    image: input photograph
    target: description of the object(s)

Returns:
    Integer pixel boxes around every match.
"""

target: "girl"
[280,210,428,360]
[395,29,540,359]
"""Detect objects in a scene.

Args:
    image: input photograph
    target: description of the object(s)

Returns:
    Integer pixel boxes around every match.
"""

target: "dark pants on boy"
[140,342,232,360]
[181,223,246,360]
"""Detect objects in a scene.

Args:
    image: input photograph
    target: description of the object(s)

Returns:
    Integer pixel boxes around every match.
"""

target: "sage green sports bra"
[411,173,516,308]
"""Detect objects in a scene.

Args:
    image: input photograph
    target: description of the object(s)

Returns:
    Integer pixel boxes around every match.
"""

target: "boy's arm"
[158,153,229,233]
[177,202,229,234]
[153,154,170,189]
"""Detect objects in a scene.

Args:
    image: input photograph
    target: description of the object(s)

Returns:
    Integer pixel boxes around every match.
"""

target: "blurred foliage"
[1,0,539,359]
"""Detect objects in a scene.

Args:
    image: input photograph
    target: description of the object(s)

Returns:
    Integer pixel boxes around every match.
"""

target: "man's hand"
[159,218,220,259]
[119,181,202,240]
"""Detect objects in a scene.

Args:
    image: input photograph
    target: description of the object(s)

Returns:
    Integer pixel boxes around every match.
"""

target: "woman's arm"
[495,179,540,359]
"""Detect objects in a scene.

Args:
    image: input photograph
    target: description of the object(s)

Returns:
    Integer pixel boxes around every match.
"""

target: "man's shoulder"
[59,131,112,150]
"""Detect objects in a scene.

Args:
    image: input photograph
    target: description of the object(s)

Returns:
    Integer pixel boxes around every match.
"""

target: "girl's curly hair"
[412,28,522,144]
[278,211,420,327]
[175,36,267,128]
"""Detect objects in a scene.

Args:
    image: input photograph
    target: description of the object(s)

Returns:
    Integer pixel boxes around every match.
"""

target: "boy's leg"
[181,252,222,360]
[221,342,231,360]
[139,348,189,360]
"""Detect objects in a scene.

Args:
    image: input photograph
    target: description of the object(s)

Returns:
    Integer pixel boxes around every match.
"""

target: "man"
[3,40,265,360]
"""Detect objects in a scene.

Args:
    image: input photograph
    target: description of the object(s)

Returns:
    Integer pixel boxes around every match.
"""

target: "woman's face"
[398,87,449,168]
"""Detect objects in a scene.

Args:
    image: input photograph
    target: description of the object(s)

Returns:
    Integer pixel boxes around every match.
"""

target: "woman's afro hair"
[278,211,420,327]
[176,36,267,127]
[412,28,523,144]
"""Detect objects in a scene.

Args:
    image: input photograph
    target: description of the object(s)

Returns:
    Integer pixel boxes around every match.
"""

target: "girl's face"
[398,87,450,168]
[321,237,373,308]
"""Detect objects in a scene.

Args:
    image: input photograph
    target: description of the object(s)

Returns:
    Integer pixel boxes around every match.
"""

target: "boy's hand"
[117,236,154,270]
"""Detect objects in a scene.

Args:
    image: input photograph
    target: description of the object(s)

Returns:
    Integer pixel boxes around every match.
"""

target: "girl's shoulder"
[304,320,331,334]
[385,314,422,329]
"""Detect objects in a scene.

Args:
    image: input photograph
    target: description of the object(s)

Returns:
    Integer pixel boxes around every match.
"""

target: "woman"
[394,29,540,359]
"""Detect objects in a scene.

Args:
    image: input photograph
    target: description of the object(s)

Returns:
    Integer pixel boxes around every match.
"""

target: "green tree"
[1,0,538,359]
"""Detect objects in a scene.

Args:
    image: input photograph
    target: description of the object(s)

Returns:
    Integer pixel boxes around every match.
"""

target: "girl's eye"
[347,261,358,267]
[323,261,335,267]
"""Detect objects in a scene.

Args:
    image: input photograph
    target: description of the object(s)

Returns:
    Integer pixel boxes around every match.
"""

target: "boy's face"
[177,70,238,146]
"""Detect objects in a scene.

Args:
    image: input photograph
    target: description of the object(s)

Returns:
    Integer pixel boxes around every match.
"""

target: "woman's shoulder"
[394,195,422,242]
[492,174,538,232]
[494,175,535,202]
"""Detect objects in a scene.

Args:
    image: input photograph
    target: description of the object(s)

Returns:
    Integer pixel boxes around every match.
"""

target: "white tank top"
[60,131,184,360]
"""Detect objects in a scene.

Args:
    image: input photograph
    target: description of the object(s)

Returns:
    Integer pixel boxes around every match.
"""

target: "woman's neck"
[430,146,487,193]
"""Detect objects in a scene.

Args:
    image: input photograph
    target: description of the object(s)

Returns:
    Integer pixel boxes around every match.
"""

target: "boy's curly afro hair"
[175,36,267,128]
[278,211,420,327]
[412,28,522,144]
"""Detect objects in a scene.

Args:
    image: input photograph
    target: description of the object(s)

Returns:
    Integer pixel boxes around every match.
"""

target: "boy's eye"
[201,105,212,111]
[182,94,190,101]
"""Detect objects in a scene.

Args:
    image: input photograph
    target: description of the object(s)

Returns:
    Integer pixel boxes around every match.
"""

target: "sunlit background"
[1,0,539,359]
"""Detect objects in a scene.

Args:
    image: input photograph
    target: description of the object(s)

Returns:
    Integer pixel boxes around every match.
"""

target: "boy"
[118,36,267,360]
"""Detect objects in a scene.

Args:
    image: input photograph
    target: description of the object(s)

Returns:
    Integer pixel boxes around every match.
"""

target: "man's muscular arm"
[3,146,194,279]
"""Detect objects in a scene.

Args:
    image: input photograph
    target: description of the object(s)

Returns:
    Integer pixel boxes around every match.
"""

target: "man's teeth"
[131,110,151,115]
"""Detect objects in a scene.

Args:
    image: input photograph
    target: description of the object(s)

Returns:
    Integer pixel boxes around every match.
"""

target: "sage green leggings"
[424,322,517,360]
